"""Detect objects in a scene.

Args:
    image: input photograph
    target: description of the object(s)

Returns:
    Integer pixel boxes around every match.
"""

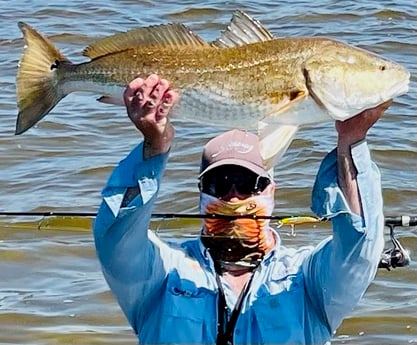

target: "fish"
[15,10,410,168]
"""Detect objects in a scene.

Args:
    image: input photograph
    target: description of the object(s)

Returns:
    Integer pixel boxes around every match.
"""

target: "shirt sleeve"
[303,140,385,332]
[93,142,177,331]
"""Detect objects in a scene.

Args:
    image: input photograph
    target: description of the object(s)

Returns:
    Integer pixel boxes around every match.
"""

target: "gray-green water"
[0,1,416,344]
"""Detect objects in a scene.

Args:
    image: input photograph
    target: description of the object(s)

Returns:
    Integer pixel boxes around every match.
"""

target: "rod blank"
[0,211,416,227]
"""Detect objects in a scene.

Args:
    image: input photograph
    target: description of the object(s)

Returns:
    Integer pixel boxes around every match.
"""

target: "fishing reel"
[378,216,414,271]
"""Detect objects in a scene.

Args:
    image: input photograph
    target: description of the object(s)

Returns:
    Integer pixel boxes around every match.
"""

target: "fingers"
[124,74,161,111]
[124,77,144,100]
[123,75,178,157]
[363,99,392,117]
[371,99,392,113]
[335,100,393,144]
[156,89,179,121]
[357,99,392,127]
[144,77,170,113]
[123,74,180,154]
[380,99,393,110]
[140,74,164,110]
[123,74,177,122]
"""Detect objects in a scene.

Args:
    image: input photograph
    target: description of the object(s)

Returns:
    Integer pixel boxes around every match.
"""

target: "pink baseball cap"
[199,129,270,178]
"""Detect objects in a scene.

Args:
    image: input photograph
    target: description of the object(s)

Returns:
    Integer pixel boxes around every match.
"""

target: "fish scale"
[177,88,267,127]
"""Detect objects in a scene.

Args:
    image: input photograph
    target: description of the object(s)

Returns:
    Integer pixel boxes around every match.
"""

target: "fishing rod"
[0,211,322,223]
[1,211,414,271]
[1,211,416,226]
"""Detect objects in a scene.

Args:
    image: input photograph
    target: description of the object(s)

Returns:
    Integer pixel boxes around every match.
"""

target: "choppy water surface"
[0,0,416,344]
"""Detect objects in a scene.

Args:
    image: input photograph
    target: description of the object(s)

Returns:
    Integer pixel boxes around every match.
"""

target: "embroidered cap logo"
[210,140,254,158]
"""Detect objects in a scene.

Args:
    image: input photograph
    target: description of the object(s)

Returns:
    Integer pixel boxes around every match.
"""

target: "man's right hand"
[123,74,179,158]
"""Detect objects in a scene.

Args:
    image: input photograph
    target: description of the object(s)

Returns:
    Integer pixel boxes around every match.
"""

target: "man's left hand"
[336,100,392,146]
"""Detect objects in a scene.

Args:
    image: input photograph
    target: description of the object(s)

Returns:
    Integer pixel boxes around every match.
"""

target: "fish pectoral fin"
[211,10,274,48]
[97,96,124,106]
[262,89,310,126]
[83,24,211,59]
[268,89,307,111]
[258,121,299,171]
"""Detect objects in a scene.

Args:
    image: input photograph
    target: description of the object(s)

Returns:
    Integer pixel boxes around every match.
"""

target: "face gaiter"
[199,184,275,272]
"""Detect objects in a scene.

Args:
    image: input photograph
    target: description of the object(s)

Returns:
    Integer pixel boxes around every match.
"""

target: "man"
[93,74,390,344]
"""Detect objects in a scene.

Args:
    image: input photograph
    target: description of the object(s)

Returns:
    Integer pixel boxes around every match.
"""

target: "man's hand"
[123,74,179,158]
[336,100,392,216]
[336,100,392,147]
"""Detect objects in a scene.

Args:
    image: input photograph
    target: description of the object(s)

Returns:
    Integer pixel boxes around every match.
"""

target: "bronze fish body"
[15,11,410,167]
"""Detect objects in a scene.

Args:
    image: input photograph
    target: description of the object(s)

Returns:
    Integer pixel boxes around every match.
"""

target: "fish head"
[304,42,410,121]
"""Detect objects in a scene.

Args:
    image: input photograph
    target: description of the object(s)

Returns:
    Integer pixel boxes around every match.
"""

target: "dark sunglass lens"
[234,180,254,195]
[214,177,233,197]
[201,175,228,197]
[255,177,271,193]
[201,172,270,197]
[218,174,258,196]
[200,176,211,194]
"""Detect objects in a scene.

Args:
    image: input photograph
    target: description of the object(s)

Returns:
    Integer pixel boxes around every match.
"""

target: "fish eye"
[379,65,386,71]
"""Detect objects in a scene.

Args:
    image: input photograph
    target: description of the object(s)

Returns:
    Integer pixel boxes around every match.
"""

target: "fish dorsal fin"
[83,23,210,59]
[212,10,274,48]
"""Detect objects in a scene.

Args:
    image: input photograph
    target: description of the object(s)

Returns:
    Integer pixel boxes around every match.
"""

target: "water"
[0,0,416,344]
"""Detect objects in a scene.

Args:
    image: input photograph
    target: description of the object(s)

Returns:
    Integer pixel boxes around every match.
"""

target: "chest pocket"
[159,270,217,343]
[253,273,306,344]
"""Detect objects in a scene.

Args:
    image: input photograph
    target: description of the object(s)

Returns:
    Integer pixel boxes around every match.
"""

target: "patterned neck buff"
[200,184,276,272]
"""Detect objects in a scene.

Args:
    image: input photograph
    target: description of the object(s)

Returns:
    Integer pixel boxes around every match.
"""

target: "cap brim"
[199,158,270,178]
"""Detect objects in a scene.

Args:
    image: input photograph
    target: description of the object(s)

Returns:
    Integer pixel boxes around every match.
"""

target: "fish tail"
[15,22,72,135]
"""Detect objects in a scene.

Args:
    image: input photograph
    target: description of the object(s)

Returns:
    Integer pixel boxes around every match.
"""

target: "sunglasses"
[200,170,271,198]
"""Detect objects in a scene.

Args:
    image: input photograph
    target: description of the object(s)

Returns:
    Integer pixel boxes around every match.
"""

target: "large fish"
[15,11,409,168]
